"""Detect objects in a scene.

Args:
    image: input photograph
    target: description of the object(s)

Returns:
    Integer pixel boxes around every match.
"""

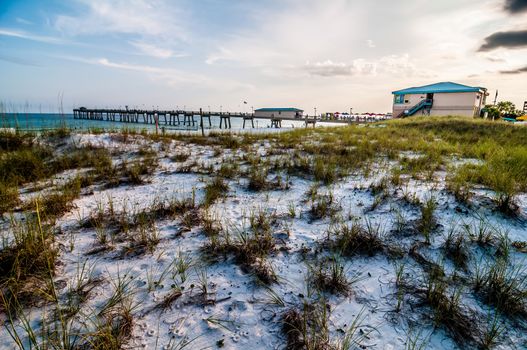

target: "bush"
[0,183,19,215]
[0,148,50,184]
[0,131,33,151]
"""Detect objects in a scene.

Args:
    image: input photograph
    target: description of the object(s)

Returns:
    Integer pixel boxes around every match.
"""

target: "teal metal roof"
[255,107,303,112]
[392,82,485,95]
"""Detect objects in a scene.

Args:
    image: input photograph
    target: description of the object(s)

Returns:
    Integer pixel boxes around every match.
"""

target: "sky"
[0,0,526,114]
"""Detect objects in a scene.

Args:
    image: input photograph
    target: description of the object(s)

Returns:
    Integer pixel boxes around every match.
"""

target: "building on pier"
[254,107,303,119]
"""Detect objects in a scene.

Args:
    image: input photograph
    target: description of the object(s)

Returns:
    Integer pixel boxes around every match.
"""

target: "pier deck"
[73,107,340,130]
[73,107,326,129]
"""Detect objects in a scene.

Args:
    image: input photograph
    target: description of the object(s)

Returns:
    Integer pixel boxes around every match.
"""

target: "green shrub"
[0,131,33,151]
[0,148,50,184]
[0,183,19,215]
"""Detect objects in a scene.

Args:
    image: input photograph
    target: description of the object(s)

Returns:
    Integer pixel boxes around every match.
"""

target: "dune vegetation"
[1,116,526,349]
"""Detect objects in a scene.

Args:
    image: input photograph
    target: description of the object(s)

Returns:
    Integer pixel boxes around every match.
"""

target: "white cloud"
[302,54,434,78]
[303,60,372,77]
[57,55,253,94]
[15,18,33,25]
[129,41,188,59]
[0,28,66,44]
[53,0,190,61]
[95,58,205,85]
[205,47,234,65]
[55,0,186,39]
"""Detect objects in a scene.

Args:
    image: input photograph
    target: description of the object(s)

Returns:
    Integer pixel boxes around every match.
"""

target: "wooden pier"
[73,107,322,130]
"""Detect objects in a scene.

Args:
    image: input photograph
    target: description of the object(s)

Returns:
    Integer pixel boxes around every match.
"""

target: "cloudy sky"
[0,0,526,113]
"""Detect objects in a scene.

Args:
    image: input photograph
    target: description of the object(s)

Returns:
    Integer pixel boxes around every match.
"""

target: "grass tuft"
[310,190,340,221]
[308,256,359,295]
[474,258,527,318]
[417,196,437,244]
[202,209,277,284]
[442,226,469,270]
[281,298,369,350]
[203,176,229,207]
[326,220,384,257]
[0,214,57,311]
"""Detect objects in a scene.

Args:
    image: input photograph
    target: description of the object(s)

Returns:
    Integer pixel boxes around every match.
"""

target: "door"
[426,93,434,100]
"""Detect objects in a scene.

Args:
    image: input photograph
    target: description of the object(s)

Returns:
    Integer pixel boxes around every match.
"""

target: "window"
[394,95,404,104]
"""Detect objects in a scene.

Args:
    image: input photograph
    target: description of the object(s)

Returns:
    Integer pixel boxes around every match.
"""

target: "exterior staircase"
[396,99,433,118]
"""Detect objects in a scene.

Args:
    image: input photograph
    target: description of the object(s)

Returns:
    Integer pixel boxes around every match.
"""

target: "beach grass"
[1,116,527,348]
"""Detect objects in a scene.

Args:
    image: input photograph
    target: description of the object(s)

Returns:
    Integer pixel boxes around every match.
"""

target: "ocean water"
[0,113,318,132]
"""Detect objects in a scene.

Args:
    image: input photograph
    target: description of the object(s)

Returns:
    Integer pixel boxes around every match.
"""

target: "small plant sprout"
[405,328,430,350]
[259,285,286,307]
[394,261,406,312]
[173,251,193,285]
[287,201,296,218]
[481,310,505,349]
